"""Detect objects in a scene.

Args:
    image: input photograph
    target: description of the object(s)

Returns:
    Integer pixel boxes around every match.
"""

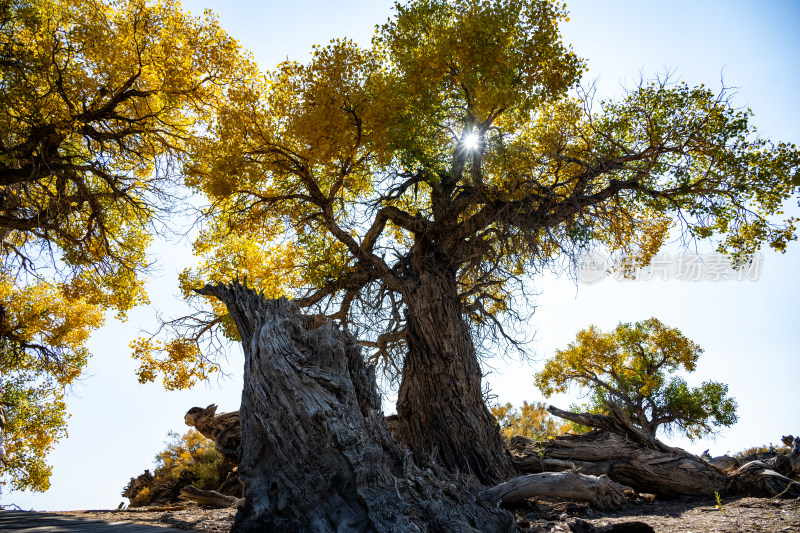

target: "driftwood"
[770,435,800,478]
[197,281,513,532]
[508,429,729,495]
[178,485,243,508]
[480,472,628,511]
[183,404,243,499]
[505,404,800,499]
[116,504,191,512]
[700,450,739,472]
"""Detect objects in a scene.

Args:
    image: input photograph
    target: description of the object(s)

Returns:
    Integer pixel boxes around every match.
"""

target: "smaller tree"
[123,429,230,507]
[491,401,571,441]
[535,318,737,440]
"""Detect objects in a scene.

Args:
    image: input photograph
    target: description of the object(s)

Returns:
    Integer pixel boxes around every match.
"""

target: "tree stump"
[197,281,513,533]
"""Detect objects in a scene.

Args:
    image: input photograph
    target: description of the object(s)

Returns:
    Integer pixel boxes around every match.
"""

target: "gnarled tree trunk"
[198,281,513,533]
[397,265,513,484]
[506,404,800,499]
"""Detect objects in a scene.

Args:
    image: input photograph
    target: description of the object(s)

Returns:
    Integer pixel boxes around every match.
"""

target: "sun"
[461,132,480,152]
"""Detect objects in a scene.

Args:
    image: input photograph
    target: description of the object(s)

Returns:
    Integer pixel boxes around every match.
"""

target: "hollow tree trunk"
[396,266,513,484]
[197,281,513,533]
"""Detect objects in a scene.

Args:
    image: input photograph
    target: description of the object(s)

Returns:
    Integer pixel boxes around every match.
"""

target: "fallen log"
[505,404,800,498]
[508,430,729,496]
[115,504,191,512]
[480,472,629,511]
[732,460,800,497]
[178,485,243,508]
[700,450,739,472]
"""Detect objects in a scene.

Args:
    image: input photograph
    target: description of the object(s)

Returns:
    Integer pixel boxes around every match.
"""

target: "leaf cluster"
[124,429,229,507]
[491,400,571,442]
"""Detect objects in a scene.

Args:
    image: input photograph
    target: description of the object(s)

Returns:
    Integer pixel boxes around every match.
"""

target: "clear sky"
[3,0,799,511]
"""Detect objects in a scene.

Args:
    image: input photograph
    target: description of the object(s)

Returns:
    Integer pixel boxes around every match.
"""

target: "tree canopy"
[0,0,244,491]
[127,0,798,481]
[139,0,799,385]
[2,0,796,493]
[535,318,738,440]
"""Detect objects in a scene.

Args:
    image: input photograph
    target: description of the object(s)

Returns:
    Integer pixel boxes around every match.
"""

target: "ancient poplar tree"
[137,0,799,483]
[0,0,244,490]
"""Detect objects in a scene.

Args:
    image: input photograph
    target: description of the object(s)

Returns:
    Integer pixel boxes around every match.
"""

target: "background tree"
[491,401,571,442]
[136,0,798,482]
[535,318,738,440]
[0,0,245,490]
[123,429,230,507]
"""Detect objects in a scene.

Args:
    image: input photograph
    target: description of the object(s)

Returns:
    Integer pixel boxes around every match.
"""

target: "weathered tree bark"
[506,404,800,498]
[178,485,242,508]
[508,430,730,496]
[184,404,241,462]
[700,450,740,472]
[769,435,800,478]
[731,460,800,497]
[480,472,628,511]
[198,281,513,533]
[396,266,513,484]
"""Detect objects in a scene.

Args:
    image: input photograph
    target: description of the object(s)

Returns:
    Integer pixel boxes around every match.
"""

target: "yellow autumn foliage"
[0,0,247,490]
[535,318,738,439]
[491,401,571,442]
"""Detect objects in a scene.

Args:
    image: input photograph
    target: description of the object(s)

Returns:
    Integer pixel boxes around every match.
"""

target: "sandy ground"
[515,495,800,532]
[54,495,800,532]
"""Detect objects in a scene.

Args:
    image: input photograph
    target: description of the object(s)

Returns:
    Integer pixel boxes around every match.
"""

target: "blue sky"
[4,0,799,511]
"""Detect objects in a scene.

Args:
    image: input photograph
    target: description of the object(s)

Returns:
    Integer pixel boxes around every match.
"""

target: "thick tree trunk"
[198,281,513,533]
[396,267,513,484]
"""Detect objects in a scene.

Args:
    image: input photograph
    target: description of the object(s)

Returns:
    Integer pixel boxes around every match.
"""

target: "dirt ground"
[54,495,800,532]
[512,495,800,532]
